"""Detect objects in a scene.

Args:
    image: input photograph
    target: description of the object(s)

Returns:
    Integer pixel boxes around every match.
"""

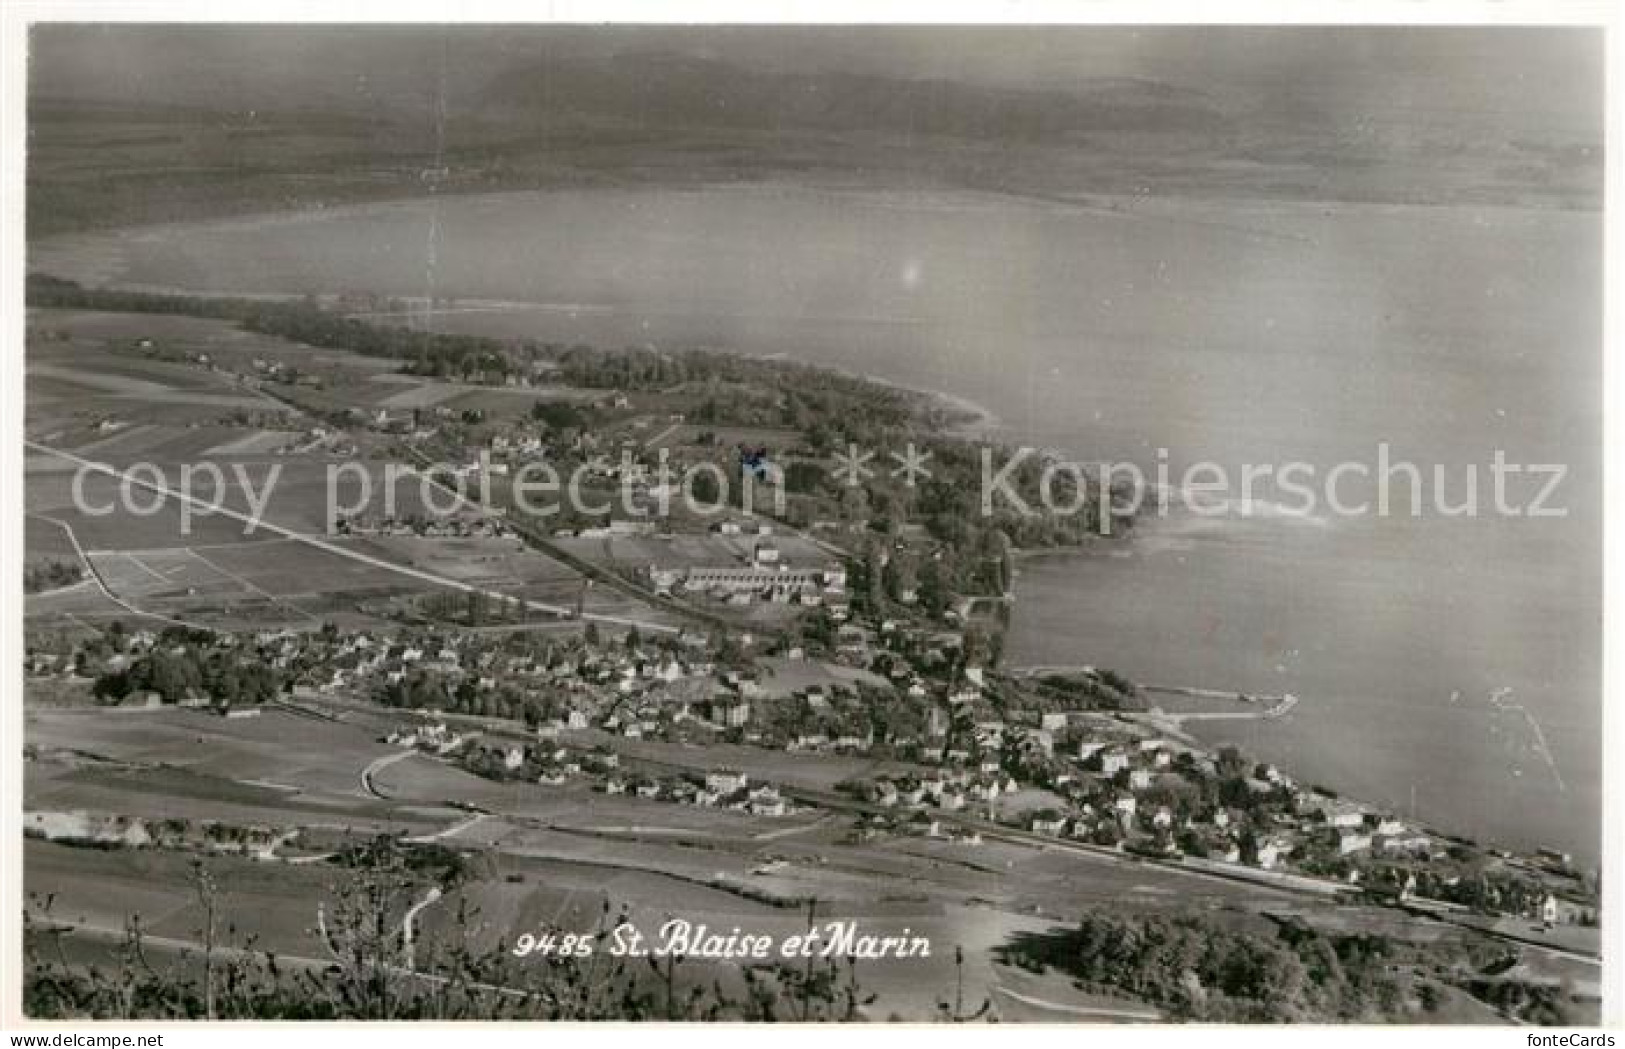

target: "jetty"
[1142,684,1299,721]
[1008,666,1298,720]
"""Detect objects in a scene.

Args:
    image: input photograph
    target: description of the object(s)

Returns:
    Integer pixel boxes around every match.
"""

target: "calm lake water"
[33,185,1603,859]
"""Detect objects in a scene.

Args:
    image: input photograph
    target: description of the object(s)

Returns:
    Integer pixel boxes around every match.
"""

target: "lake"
[31,184,1603,859]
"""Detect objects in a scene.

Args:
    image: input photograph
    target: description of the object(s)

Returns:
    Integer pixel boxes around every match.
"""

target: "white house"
[706,769,749,795]
[1338,832,1373,856]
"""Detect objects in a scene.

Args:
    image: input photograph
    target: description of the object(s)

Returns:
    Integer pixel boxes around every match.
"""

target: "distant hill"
[23,29,1602,237]
[476,52,1227,142]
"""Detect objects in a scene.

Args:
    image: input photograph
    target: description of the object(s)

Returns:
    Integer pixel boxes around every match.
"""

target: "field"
[23,306,655,633]
[25,838,352,961]
[29,459,452,537]
[750,657,890,699]
[372,378,596,413]
[29,705,435,804]
[649,424,805,451]
[24,478,452,629]
[24,705,462,852]
[22,303,798,641]
[25,313,292,440]
[25,688,1569,1021]
[25,306,592,440]
[364,535,571,589]
[370,756,826,842]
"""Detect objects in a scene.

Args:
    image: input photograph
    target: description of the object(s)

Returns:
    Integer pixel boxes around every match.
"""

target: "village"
[24,569,1599,940]
[18,295,1604,1024]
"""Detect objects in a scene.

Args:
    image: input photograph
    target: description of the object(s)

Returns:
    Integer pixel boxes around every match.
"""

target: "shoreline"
[23,197,1592,875]
[25,267,1008,441]
[29,173,1598,261]
[1001,515,1596,867]
[825,367,1001,436]
[18,276,1537,861]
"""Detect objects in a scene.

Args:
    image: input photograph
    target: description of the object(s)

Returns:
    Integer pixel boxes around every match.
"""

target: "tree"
[25,846,879,1021]
[142,650,202,704]
[861,539,887,609]
[690,469,721,505]
[1216,746,1249,779]
[531,400,586,431]
[840,484,870,526]
[1238,826,1261,866]
[785,461,825,494]
[918,555,951,615]
[884,550,919,603]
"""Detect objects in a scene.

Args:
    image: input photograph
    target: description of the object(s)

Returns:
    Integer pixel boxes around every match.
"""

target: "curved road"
[359,748,419,799]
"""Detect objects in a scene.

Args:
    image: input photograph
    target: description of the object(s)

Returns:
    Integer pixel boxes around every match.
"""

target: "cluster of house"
[300,628,709,711]
[28,598,1599,926]
[1033,731,1443,869]
[680,651,994,760]
[454,737,625,785]
[706,672,921,754]
[334,513,518,541]
[383,720,473,755]
[314,629,844,750]
[248,355,319,387]
[1298,795,1436,859]
[854,766,1020,814]
[269,426,351,456]
[485,431,547,458]
[25,649,82,679]
[26,622,729,740]
[26,627,289,713]
[599,768,794,817]
[363,408,421,435]
[829,703,1459,884]
[24,811,294,860]
[438,731,797,818]
[849,810,984,845]
[381,697,1602,926]
[302,616,976,755]
[551,666,851,746]
[485,424,677,489]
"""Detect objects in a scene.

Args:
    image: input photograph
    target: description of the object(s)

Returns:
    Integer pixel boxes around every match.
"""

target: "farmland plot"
[27,707,399,795]
[25,839,347,960]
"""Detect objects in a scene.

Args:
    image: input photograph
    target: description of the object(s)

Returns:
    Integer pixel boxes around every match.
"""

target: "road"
[401,886,443,970]
[359,748,420,799]
[642,421,684,449]
[993,986,1160,1021]
[406,811,491,844]
[26,512,216,631]
[322,690,1345,907]
[302,682,1604,971]
[562,738,1602,967]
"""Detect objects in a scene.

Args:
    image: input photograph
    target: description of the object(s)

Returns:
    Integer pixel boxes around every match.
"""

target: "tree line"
[1001,909,1533,1023]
